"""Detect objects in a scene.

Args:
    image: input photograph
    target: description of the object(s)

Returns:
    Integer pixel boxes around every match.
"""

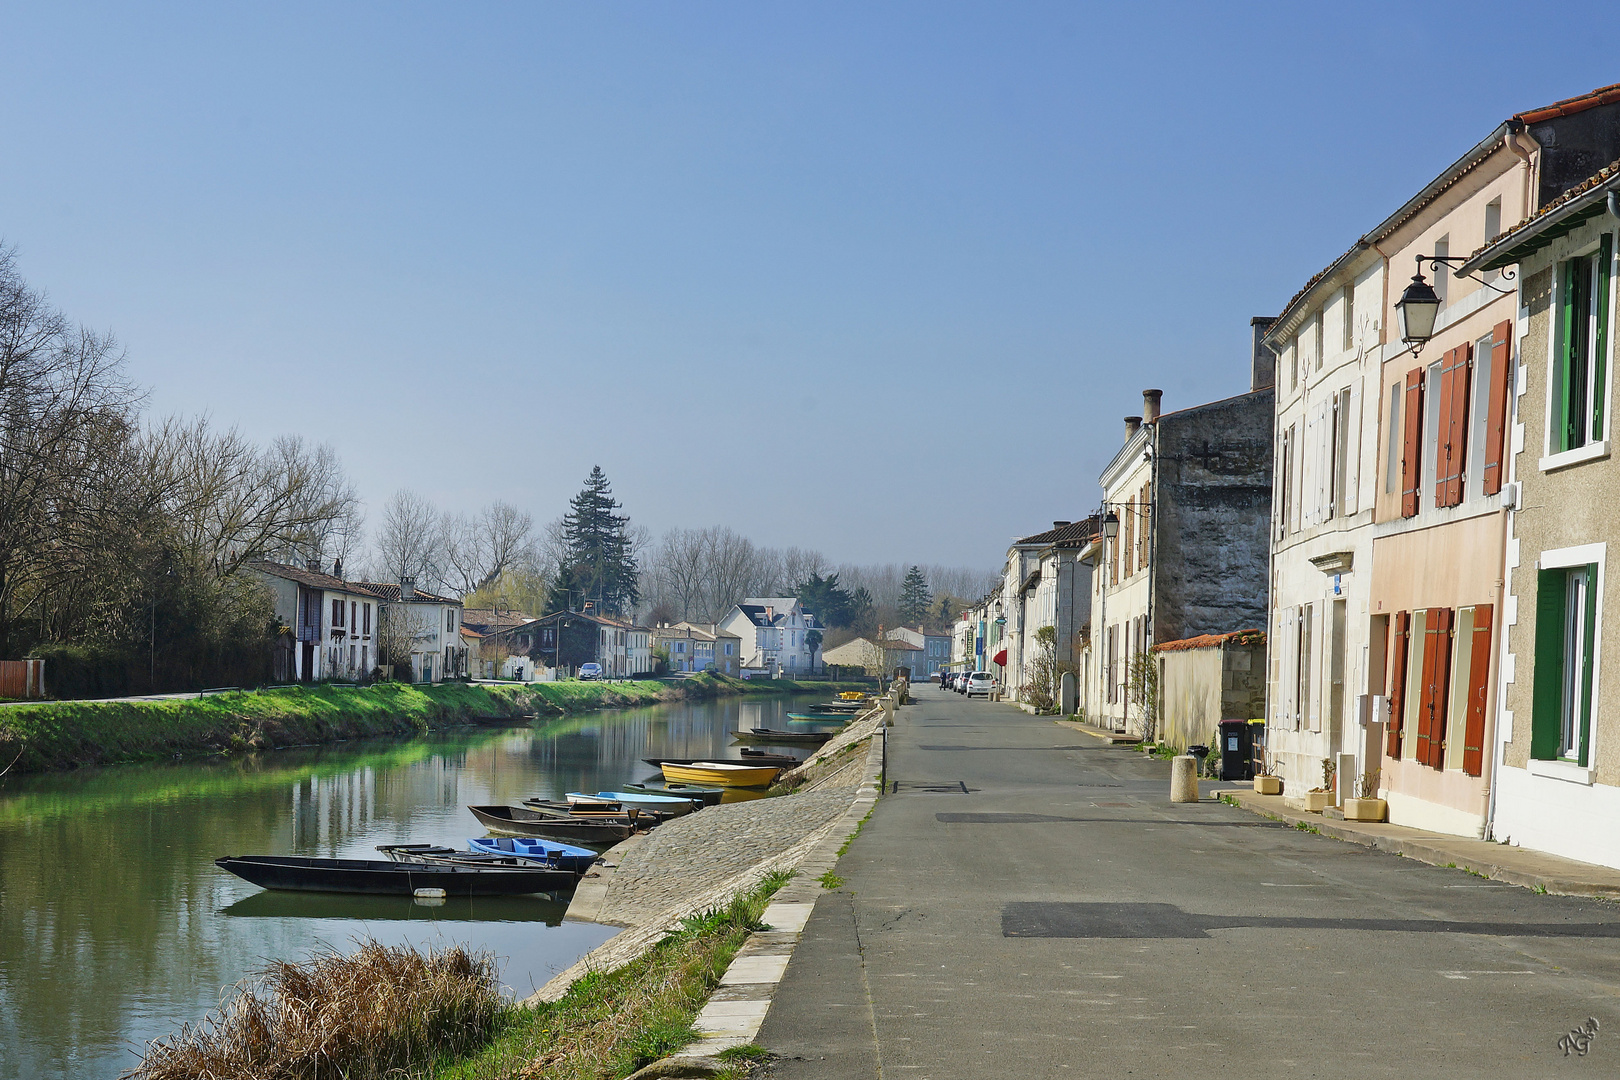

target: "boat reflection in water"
[222,890,572,924]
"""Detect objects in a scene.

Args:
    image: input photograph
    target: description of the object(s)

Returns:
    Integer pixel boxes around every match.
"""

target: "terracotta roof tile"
[1515,82,1620,125]
[1151,628,1266,653]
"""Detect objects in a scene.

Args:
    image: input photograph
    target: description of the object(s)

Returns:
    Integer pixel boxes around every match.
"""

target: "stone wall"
[1157,633,1266,750]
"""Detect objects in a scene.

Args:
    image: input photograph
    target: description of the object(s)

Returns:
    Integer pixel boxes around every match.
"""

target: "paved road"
[756,687,1620,1077]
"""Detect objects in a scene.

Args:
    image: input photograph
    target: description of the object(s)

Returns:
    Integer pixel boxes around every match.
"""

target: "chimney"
[399,576,416,601]
[1053,521,1071,530]
[1250,316,1277,391]
[1124,415,1142,441]
[306,558,320,573]
[1142,389,1162,424]
[766,605,774,620]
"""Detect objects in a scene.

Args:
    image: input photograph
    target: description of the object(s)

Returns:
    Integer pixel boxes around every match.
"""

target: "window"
[363,603,371,636]
[1329,389,1350,517]
[1386,382,1402,495]
[1314,310,1324,370]
[1400,369,1424,516]
[446,609,456,632]
[350,602,357,632]
[1290,337,1299,391]
[1551,237,1612,454]
[1295,605,1313,730]
[1484,199,1503,285]
[1138,482,1151,566]
[1423,361,1442,506]
[332,598,344,627]
[1435,343,1472,508]
[1342,285,1355,353]
[1277,425,1293,539]
[1532,557,1601,765]
[1444,605,1494,775]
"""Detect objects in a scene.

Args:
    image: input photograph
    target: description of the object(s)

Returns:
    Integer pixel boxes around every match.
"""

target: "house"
[351,578,466,683]
[1456,91,1620,865]
[716,598,822,675]
[823,635,924,676]
[883,625,955,679]
[459,609,534,637]
[504,610,632,677]
[249,559,380,683]
[652,623,717,673]
[1086,381,1275,736]
[627,624,653,677]
[992,519,1097,705]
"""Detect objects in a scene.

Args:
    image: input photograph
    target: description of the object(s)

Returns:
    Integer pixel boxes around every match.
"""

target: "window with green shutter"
[1553,235,1613,453]
[1531,564,1598,764]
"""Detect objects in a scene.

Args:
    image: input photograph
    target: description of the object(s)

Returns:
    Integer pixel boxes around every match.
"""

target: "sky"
[4,2,1620,569]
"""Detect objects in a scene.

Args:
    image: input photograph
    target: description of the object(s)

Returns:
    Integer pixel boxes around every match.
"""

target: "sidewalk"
[1221,786,1620,899]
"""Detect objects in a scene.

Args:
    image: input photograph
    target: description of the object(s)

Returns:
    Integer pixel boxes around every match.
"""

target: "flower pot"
[1254,775,1282,795]
[1343,797,1387,822]
[1302,790,1333,812]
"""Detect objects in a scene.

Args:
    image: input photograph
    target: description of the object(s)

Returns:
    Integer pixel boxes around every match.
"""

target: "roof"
[1515,82,1620,125]
[459,626,484,640]
[1151,628,1266,653]
[459,609,534,633]
[1461,157,1620,273]
[652,624,716,641]
[1012,517,1099,549]
[350,582,461,605]
[247,559,372,595]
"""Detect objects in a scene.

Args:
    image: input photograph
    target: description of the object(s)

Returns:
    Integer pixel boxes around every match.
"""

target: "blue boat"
[469,836,600,874]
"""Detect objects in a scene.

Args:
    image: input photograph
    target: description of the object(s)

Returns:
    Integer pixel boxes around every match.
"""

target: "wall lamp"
[1396,252,1516,356]
[1101,511,1120,539]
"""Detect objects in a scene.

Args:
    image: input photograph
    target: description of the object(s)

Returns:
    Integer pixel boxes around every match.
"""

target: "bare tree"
[442,500,535,598]
[372,489,445,589]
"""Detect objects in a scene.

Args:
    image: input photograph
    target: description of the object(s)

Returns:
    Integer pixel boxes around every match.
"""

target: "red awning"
[992,649,1008,666]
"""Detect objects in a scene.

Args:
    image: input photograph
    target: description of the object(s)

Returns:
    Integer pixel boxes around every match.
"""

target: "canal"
[0,692,834,1079]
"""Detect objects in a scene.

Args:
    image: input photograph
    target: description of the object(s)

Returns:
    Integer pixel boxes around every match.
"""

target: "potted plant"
[1253,749,1282,795]
[1302,757,1336,812]
[1343,769,1386,822]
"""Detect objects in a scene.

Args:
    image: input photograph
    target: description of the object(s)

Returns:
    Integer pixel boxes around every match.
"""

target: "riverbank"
[0,674,868,775]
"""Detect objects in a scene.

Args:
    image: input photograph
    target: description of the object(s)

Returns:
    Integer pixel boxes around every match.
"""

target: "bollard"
[1170,755,1199,803]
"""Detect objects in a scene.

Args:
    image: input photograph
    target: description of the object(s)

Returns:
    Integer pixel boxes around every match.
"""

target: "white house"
[717,598,822,675]
[353,577,465,683]
[249,559,380,683]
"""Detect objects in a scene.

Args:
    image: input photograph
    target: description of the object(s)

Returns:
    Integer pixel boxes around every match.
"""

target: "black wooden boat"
[730,728,833,745]
[643,750,801,768]
[375,843,586,874]
[624,781,724,806]
[215,854,575,896]
[468,804,639,844]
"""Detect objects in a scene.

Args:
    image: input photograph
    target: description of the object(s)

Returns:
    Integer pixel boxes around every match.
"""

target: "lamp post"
[1396,252,1514,357]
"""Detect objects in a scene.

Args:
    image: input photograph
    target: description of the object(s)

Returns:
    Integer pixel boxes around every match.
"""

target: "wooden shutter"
[1462,604,1493,777]
[1482,320,1513,495]
[1414,610,1439,765]
[1440,344,1472,506]
[1401,368,1424,517]
[1579,563,1598,767]
[1530,570,1567,761]
[1429,607,1454,768]
[1595,234,1612,441]
[1387,611,1409,757]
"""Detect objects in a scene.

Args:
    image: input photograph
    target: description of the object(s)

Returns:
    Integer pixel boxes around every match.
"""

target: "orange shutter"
[1429,607,1453,768]
[1440,344,1473,506]
[1482,320,1513,495]
[1401,368,1424,517]
[1387,611,1409,757]
[1463,604,1493,777]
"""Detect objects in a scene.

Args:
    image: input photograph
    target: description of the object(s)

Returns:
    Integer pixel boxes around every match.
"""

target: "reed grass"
[126,940,503,1080]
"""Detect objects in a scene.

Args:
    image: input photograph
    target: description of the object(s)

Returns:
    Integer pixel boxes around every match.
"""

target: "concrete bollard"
[1170,755,1199,803]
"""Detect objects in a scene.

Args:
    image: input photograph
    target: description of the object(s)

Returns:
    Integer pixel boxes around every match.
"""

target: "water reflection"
[0,692,821,1080]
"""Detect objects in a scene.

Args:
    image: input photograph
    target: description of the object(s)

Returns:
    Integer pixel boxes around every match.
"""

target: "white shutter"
[1301,409,1318,528]
[1344,380,1363,516]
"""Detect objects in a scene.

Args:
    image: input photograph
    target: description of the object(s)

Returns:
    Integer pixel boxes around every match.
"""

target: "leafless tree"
[442,500,535,598]
[372,489,446,590]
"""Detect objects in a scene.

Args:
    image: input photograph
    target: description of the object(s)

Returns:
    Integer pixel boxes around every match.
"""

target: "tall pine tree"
[899,566,931,625]
[558,466,639,616]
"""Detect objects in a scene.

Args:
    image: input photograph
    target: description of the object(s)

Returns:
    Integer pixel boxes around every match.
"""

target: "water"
[0,692,839,1079]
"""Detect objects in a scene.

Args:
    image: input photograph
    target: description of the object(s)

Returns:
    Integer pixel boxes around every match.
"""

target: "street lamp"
[1396,252,1514,357]
[1101,511,1120,539]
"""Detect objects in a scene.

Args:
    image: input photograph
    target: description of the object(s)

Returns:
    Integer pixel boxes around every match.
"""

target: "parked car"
[965,672,994,698]
[929,672,941,683]
[579,663,604,680]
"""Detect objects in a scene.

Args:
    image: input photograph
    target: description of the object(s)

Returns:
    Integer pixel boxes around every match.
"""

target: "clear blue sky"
[4,2,1618,566]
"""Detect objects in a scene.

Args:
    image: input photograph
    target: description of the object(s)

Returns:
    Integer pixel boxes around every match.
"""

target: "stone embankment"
[528,695,892,1065]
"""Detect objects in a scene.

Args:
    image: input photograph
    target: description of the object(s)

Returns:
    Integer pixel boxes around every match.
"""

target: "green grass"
[0,675,872,775]
[837,804,877,857]
[421,872,792,1079]
[818,871,845,889]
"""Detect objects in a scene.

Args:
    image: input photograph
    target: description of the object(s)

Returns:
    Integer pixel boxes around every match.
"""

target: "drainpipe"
[1505,124,1539,218]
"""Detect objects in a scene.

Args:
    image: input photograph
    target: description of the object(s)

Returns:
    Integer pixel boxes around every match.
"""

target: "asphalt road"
[756,686,1620,1078]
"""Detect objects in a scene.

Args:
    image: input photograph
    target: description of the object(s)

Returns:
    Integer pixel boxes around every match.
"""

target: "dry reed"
[125,940,502,1080]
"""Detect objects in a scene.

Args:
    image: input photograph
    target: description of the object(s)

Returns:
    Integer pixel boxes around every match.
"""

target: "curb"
[1220,789,1620,899]
[1052,718,1142,745]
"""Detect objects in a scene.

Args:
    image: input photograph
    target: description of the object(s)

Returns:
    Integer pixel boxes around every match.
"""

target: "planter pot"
[1343,798,1387,822]
[1254,776,1282,795]
[1302,790,1333,813]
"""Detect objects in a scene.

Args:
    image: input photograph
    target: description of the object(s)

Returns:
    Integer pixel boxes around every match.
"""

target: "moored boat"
[623,781,725,806]
[660,761,782,787]
[467,836,600,873]
[730,728,833,745]
[375,843,564,872]
[215,854,576,896]
[786,712,852,722]
[468,804,639,844]
[569,790,703,815]
[644,750,800,768]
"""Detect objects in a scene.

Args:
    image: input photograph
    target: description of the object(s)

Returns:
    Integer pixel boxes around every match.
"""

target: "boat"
[375,843,572,872]
[730,728,833,745]
[810,701,864,711]
[644,749,801,768]
[468,805,639,844]
[468,836,600,873]
[786,712,851,723]
[215,854,576,896]
[623,781,724,806]
[519,799,663,825]
[837,691,868,701]
[661,761,782,787]
[569,790,703,815]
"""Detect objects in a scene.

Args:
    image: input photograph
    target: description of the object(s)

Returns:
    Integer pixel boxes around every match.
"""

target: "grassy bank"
[0,675,869,775]
[127,875,788,1080]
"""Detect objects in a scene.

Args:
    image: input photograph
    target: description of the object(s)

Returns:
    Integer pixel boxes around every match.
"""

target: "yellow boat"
[837,691,867,701]
[661,761,782,788]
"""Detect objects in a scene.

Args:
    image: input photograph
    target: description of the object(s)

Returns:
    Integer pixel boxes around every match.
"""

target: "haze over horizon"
[4,1,1619,566]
